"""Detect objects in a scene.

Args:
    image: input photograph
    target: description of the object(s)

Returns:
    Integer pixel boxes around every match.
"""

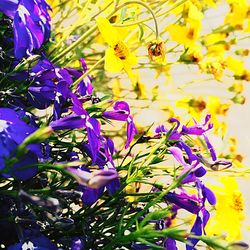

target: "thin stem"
[71,57,105,89]
[51,0,159,63]
[115,0,159,39]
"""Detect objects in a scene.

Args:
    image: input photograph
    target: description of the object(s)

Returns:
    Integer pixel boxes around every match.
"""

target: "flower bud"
[148,38,166,64]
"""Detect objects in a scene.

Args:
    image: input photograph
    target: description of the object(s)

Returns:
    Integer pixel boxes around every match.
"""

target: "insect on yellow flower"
[96,17,138,83]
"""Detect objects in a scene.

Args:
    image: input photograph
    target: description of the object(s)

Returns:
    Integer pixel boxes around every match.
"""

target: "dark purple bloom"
[165,191,202,214]
[86,117,100,163]
[126,115,138,149]
[0,108,40,180]
[66,58,93,96]
[155,124,167,134]
[8,229,57,250]
[155,119,181,141]
[103,101,138,148]
[103,101,130,121]
[186,208,210,250]
[164,238,177,250]
[27,58,94,120]
[49,114,86,130]
[0,0,51,59]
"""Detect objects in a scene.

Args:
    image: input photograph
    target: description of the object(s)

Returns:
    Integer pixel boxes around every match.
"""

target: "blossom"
[8,229,57,250]
[205,177,245,241]
[103,101,138,148]
[50,112,101,164]
[181,114,213,136]
[68,167,120,206]
[0,0,51,59]
[96,17,138,83]
[0,108,40,180]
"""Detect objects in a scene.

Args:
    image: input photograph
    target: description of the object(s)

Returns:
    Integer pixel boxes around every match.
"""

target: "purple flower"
[49,114,86,130]
[68,167,120,206]
[8,229,57,250]
[165,191,202,214]
[0,108,40,180]
[181,114,213,136]
[155,118,181,141]
[0,0,51,59]
[164,238,178,250]
[103,101,138,148]
[27,58,94,120]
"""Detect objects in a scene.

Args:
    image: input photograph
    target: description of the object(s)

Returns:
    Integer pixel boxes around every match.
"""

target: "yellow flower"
[176,96,206,121]
[96,17,138,83]
[226,56,245,76]
[199,56,226,80]
[206,177,245,241]
[225,0,249,29]
[166,24,199,48]
[206,96,230,136]
[204,33,229,57]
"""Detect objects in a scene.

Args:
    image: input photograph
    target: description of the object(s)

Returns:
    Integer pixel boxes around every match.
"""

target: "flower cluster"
[0,1,247,250]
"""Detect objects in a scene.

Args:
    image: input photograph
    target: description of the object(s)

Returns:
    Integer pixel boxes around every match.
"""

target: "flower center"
[232,192,244,212]
[114,42,129,60]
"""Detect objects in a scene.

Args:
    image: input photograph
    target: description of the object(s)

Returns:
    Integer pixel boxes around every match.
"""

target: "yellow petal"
[123,63,136,84]
[104,48,123,72]
[127,52,138,66]
[96,17,119,47]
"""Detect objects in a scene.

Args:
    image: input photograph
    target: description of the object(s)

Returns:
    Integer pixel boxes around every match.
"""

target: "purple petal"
[114,101,130,113]
[202,186,216,205]
[125,116,138,149]
[168,146,188,167]
[0,0,18,18]
[203,134,217,161]
[169,118,180,130]
[50,114,86,130]
[186,216,202,250]
[86,118,100,163]
[165,192,201,214]
[102,110,129,121]
[194,166,206,177]
[155,125,167,134]
[164,238,177,250]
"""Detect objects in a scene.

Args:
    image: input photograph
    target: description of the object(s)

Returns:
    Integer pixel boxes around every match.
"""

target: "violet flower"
[0,0,51,59]
[0,108,40,180]
[68,167,120,206]
[27,58,94,120]
[102,101,138,148]
[8,229,57,250]
[181,114,213,136]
